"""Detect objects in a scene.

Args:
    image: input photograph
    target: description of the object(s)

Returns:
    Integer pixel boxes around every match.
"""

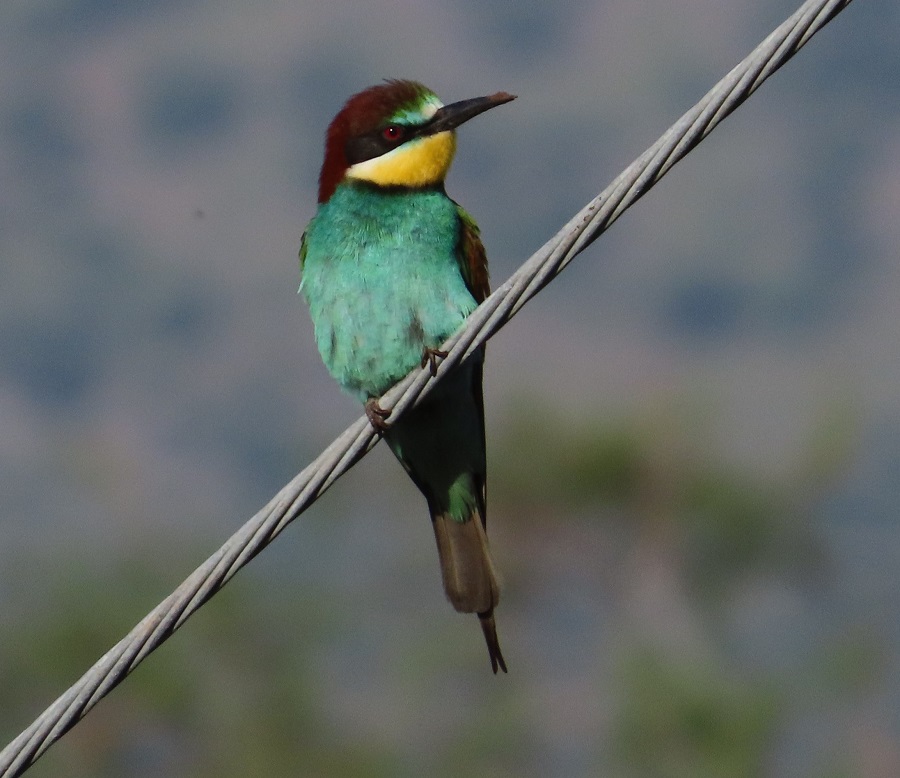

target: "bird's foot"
[421,347,449,376]
[364,398,392,433]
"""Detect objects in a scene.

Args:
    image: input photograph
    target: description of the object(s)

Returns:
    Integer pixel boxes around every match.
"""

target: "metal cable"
[0,0,854,773]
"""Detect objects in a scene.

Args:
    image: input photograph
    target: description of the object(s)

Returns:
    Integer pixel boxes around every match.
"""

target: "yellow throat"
[347,131,457,188]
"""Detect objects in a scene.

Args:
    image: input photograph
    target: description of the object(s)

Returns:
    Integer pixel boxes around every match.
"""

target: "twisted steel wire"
[0,0,854,773]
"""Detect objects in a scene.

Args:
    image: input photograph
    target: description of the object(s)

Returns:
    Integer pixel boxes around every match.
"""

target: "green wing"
[298,230,308,291]
[454,204,490,304]
[452,203,490,530]
[299,230,308,270]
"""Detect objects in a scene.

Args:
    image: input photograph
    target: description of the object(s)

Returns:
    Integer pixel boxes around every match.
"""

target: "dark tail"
[383,351,505,671]
[432,510,507,673]
[478,608,507,674]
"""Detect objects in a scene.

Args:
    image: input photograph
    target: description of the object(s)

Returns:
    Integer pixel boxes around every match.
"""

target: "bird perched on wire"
[299,80,515,672]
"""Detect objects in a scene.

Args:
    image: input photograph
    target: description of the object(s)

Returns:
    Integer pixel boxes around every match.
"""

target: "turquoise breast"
[301,183,476,400]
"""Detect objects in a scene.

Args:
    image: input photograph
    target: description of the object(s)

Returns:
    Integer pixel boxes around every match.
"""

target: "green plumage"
[300,182,476,402]
[299,80,511,672]
[301,181,488,523]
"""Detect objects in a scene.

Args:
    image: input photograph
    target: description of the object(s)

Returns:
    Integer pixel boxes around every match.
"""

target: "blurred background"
[1,0,898,775]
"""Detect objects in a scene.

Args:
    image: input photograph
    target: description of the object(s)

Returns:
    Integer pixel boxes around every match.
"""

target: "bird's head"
[317,79,515,203]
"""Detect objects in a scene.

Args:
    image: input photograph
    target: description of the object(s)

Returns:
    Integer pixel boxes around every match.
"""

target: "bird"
[299,80,515,673]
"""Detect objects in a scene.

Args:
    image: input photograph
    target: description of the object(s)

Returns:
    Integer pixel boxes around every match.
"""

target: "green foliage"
[0,398,876,776]
[494,398,828,595]
[611,649,778,778]
[0,551,399,778]
[494,407,647,508]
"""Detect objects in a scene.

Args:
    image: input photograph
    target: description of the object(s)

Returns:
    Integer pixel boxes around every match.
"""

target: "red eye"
[382,124,404,141]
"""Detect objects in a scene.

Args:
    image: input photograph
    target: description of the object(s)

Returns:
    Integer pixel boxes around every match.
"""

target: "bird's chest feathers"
[302,187,475,398]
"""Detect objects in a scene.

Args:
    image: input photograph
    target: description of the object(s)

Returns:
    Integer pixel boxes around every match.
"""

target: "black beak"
[424,91,516,135]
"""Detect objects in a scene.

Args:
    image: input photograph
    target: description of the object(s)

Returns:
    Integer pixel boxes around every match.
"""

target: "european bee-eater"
[299,80,515,672]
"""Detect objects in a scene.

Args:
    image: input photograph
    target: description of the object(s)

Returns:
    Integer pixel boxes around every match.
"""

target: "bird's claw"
[421,347,449,376]
[364,398,392,433]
